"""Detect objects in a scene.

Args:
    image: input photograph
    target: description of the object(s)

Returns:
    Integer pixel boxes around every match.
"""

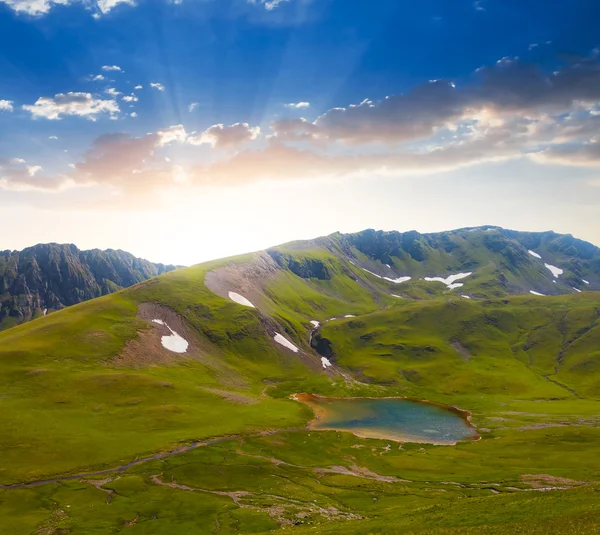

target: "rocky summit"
[0,243,178,330]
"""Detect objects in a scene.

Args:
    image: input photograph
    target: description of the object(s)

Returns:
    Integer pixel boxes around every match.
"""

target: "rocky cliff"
[0,243,179,330]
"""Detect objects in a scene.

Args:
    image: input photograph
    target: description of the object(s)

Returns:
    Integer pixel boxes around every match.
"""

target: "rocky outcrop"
[316,226,599,296]
[0,243,179,330]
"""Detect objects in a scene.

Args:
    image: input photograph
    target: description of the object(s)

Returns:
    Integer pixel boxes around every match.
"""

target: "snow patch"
[424,272,472,289]
[43,308,47,316]
[461,295,471,299]
[228,291,255,308]
[528,250,542,259]
[573,287,582,293]
[344,315,356,318]
[385,264,391,268]
[358,266,411,284]
[153,319,188,353]
[274,333,299,352]
[310,320,320,328]
[391,294,403,299]
[447,283,464,290]
[384,275,412,284]
[530,291,545,296]
[583,279,590,285]
[321,357,332,369]
[544,263,563,278]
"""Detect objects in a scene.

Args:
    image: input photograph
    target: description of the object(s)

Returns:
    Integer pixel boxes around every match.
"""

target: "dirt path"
[0,428,304,490]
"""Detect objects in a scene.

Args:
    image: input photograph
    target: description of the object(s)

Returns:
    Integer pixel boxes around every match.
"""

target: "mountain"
[0,243,179,331]
[318,226,598,297]
[0,227,599,534]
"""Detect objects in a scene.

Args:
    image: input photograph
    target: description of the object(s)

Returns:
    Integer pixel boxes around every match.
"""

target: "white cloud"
[134,85,143,90]
[248,0,289,10]
[22,92,119,120]
[96,0,133,13]
[188,102,199,112]
[1,0,290,15]
[0,157,57,191]
[105,88,121,96]
[0,100,14,112]
[27,165,42,176]
[150,82,165,91]
[122,94,138,102]
[0,0,70,15]
[102,65,122,72]
[187,122,261,148]
[49,135,58,140]
[285,101,310,109]
[91,74,105,82]
[157,124,187,146]
[0,0,131,16]
[130,112,138,118]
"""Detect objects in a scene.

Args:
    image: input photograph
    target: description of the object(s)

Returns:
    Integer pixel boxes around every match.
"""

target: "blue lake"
[296,394,478,444]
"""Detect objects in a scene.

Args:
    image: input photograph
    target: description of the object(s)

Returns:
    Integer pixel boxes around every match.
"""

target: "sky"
[1,0,599,266]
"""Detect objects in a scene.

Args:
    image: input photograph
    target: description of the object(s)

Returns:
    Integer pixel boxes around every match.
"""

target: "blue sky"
[1,0,599,264]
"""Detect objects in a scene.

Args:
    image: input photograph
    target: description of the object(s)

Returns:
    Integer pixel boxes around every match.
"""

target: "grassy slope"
[318,292,600,401]
[0,260,316,484]
[0,249,600,533]
[0,249,396,484]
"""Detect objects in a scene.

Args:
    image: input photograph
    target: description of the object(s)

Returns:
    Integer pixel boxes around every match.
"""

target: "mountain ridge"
[0,242,180,330]
[308,225,599,297]
[2,226,597,332]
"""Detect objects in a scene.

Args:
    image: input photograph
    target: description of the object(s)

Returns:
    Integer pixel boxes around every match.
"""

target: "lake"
[295,394,478,444]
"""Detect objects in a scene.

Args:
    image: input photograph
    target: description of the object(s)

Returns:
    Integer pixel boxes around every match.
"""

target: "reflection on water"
[295,394,478,444]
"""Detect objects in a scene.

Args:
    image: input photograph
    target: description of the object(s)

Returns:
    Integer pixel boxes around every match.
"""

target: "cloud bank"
[3,54,600,205]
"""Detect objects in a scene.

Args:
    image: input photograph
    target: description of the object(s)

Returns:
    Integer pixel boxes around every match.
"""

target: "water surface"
[296,394,478,444]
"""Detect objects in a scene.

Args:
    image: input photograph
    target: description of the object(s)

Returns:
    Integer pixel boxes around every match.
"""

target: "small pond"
[295,394,478,444]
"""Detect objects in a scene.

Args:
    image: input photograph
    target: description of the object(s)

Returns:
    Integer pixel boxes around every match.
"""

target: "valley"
[0,226,599,534]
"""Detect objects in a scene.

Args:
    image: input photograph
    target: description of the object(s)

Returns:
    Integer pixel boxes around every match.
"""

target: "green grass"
[0,249,600,533]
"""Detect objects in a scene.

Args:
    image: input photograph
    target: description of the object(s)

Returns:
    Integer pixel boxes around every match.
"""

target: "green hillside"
[0,233,599,534]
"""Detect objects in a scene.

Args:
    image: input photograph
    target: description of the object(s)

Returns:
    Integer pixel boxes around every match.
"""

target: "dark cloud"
[271,55,600,145]
[534,141,600,166]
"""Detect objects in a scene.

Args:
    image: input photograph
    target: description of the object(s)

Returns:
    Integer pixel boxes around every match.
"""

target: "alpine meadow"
[1,227,600,533]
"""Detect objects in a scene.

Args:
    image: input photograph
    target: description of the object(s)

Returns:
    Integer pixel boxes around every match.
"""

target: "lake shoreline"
[292,393,480,445]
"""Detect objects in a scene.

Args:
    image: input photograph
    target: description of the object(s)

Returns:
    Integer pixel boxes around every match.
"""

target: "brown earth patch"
[451,340,471,361]
[149,473,362,526]
[520,473,588,490]
[316,464,408,483]
[26,368,49,375]
[205,253,350,377]
[204,252,280,309]
[519,418,600,430]
[201,387,258,405]
[111,303,204,368]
